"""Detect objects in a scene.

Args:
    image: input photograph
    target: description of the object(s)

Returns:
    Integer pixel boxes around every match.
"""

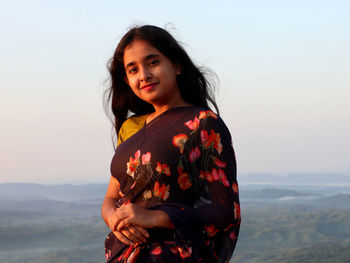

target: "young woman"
[102,25,240,263]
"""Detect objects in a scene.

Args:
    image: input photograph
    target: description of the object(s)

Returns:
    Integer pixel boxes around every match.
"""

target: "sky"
[0,0,349,184]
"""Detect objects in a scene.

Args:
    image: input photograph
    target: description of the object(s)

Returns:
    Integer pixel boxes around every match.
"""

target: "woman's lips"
[140,82,158,91]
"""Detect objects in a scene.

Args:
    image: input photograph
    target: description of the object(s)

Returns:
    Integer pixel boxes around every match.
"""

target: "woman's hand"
[108,207,150,245]
[113,225,150,245]
[112,203,172,231]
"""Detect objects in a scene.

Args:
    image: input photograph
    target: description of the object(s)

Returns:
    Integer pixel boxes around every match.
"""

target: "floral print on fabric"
[156,162,171,176]
[126,150,141,178]
[172,134,188,154]
[153,181,170,201]
[106,106,240,263]
[200,129,223,154]
[177,165,192,191]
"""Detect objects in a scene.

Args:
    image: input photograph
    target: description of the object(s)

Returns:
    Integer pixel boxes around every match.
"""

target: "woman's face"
[123,40,182,108]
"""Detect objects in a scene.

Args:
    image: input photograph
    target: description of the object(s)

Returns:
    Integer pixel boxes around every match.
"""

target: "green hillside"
[232,242,350,263]
[1,184,350,263]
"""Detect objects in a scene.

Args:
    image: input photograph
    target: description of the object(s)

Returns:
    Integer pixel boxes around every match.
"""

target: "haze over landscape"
[1,181,350,263]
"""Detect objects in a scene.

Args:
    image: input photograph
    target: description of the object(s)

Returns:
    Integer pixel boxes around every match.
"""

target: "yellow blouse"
[117,114,148,146]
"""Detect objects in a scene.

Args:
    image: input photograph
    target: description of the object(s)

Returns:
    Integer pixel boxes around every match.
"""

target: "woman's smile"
[140,82,159,91]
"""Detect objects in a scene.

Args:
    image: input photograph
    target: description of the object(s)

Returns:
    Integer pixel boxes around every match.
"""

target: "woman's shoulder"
[171,105,216,118]
[186,107,233,140]
[117,114,148,146]
[180,106,224,124]
[123,114,148,127]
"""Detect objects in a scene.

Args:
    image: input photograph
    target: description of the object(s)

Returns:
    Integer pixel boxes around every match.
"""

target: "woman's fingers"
[121,226,146,243]
[134,225,150,239]
[110,214,122,232]
[127,225,149,242]
[113,220,150,245]
[110,207,129,231]
[117,218,130,231]
[113,231,133,246]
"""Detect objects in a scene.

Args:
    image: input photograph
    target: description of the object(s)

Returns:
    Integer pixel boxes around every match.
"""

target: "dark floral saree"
[105,106,241,263]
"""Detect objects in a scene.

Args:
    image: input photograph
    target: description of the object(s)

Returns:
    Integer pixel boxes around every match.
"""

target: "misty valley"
[0,178,350,263]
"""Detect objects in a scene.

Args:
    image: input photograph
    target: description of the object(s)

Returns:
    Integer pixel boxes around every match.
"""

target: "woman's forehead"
[124,40,159,56]
[123,40,162,64]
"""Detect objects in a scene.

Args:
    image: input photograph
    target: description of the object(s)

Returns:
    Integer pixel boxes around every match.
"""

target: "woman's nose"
[139,66,151,82]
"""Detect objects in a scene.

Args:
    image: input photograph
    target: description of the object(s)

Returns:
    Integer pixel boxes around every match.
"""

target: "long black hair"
[104,25,219,146]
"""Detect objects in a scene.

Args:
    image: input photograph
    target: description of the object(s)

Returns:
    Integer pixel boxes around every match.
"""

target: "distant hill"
[240,188,314,199]
[240,187,350,209]
[239,173,350,185]
[7,247,105,263]
[2,183,350,209]
[0,183,107,201]
[232,242,350,263]
[305,193,350,209]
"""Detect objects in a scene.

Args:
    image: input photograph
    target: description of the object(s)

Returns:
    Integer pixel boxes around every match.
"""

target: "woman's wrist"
[151,210,172,229]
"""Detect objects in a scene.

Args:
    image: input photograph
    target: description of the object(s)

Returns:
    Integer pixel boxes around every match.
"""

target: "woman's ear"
[175,63,182,75]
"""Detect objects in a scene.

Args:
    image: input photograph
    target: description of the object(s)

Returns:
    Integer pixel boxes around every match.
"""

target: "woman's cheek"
[129,81,139,94]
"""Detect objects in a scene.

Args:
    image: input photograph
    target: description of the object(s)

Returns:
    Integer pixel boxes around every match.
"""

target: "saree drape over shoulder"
[105,106,241,263]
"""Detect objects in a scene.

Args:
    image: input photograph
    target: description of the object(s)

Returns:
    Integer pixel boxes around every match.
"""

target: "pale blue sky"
[1,1,349,183]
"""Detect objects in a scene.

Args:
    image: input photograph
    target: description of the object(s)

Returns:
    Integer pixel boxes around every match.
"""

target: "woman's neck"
[146,101,192,124]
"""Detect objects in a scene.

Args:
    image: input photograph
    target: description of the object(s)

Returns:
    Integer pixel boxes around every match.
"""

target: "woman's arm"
[156,114,241,262]
[102,176,150,244]
[101,176,120,229]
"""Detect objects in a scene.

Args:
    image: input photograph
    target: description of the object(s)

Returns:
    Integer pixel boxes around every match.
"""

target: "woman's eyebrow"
[145,54,160,61]
[125,61,135,69]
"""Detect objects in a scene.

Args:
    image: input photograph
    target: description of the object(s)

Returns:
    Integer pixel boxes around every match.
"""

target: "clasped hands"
[109,203,155,246]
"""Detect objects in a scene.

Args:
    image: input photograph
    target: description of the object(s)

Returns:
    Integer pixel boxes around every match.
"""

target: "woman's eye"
[129,67,138,74]
[149,60,159,66]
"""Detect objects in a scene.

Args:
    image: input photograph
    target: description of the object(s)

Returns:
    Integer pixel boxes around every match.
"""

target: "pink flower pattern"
[213,157,226,168]
[185,116,200,130]
[198,110,218,120]
[189,147,201,162]
[141,152,151,165]
[156,162,171,176]
[126,150,141,178]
